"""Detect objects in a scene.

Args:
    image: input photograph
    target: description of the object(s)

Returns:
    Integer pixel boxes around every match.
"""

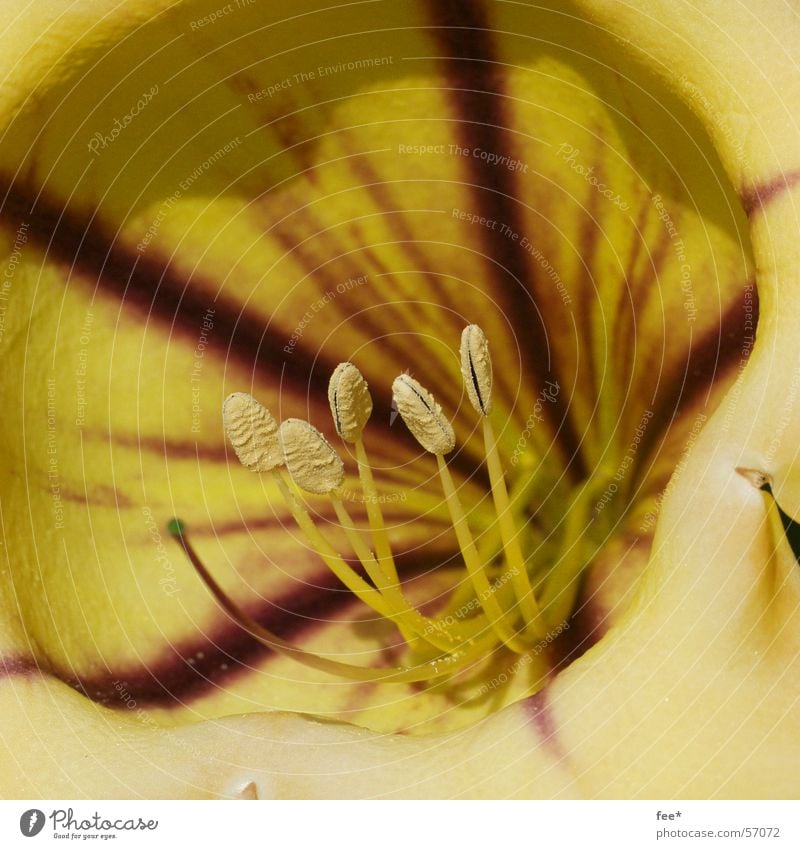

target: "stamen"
[211,326,590,686]
[168,519,474,683]
[352,438,402,587]
[279,418,344,495]
[483,416,546,636]
[280,409,471,652]
[460,325,546,638]
[392,373,528,653]
[392,374,456,456]
[328,362,401,588]
[435,455,529,653]
[222,403,392,620]
[328,495,469,653]
[328,362,373,443]
[271,467,421,620]
[222,393,283,472]
[460,324,493,416]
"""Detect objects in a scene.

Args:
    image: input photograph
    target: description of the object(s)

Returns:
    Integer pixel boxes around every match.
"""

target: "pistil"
[168,519,476,683]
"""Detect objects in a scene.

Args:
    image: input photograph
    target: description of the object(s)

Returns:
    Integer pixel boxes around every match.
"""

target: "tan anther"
[222,392,283,472]
[279,418,345,494]
[460,324,493,415]
[328,362,373,442]
[392,374,455,455]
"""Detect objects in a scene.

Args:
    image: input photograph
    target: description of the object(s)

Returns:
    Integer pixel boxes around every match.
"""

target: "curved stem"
[169,520,478,684]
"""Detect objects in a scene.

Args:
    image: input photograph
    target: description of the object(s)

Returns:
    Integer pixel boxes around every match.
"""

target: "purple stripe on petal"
[0,181,336,401]
[0,181,485,485]
[58,545,459,710]
[0,655,42,679]
[523,686,564,758]
[429,0,586,480]
[740,170,800,217]
[642,279,758,459]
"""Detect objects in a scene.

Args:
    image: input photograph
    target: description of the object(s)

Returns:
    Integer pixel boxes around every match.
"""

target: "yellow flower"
[1,0,798,798]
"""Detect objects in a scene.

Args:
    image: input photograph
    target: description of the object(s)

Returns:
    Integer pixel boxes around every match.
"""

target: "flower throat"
[170,325,589,684]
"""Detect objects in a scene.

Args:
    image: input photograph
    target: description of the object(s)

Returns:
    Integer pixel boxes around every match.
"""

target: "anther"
[222,393,283,472]
[328,362,373,442]
[460,324,493,416]
[392,374,455,455]
[279,418,344,494]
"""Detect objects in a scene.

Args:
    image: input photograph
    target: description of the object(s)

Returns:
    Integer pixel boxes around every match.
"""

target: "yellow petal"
[0,0,794,799]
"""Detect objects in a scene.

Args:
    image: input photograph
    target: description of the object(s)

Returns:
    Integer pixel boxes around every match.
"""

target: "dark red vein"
[0,179,484,483]
[523,687,566,760]
[643,279,758,459]
[740,169,800,218]
[429,0,586,480]
[0,655,42,679]
[53,542,462,710]
[0,181,334,401]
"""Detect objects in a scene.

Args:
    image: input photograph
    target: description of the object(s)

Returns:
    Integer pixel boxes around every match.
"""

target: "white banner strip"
[1,800,797,848]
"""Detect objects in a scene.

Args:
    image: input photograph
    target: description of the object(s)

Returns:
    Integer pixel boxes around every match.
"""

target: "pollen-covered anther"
[328,362,373,442]
[392,374,455,455]
[279,418,345,494]
[460,324,493,415]
[222,392,283,472]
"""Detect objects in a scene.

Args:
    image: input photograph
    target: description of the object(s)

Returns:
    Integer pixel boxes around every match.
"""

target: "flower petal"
[0,0,787,799]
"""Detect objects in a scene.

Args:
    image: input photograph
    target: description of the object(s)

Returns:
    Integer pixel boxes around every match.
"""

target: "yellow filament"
[349,439,490,646]
[482,416,547,639]
[271,470,393,620]
[353,438,400,587]
[539,478,605,625]
[435,454,529,653]
[330,494,484,653]
[435,420,547,623]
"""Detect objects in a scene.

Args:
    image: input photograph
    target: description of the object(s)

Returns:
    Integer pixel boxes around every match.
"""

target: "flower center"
[170,325,603,684]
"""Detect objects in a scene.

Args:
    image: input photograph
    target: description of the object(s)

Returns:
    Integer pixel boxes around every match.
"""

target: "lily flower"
[1,0,799,798]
